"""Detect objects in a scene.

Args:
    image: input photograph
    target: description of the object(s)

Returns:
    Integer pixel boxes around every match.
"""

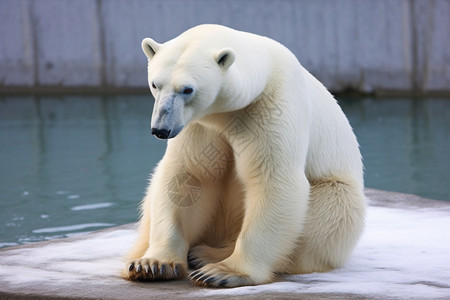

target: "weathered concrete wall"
[0,0,449,93]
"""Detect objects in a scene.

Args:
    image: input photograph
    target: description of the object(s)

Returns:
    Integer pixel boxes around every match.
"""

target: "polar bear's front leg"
[123,158,217,282]
[123,170,188,281]
[190,168,310,287]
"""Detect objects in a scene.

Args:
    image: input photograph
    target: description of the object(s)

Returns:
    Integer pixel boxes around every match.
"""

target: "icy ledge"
[0,189,449,299]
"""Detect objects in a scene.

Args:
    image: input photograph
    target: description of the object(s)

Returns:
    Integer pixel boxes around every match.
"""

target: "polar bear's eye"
[151,82,157,89]
[182,87,194,95]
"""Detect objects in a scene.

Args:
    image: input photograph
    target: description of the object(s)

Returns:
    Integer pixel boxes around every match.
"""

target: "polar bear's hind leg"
[289,177,366,274]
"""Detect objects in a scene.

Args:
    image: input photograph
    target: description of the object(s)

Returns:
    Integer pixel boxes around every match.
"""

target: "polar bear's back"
[303,69,363,184]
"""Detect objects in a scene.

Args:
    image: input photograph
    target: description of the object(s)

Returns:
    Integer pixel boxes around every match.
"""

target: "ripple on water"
[32,223,115,234]
[70,202,114,211]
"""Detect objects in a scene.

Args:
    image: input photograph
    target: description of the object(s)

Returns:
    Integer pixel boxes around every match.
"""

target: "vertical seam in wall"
[27,0,40,87]
[402,0,411,91]
[409,0,418,92]
[333,0,339,89]
[19,0,31,86]
[422,0,436,91]
[96,0,106,87]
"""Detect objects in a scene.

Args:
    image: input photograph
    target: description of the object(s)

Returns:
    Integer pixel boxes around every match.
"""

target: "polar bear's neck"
[211,36,297,114]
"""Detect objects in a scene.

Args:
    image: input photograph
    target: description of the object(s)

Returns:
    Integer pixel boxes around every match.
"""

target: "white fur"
[122,24,366,287]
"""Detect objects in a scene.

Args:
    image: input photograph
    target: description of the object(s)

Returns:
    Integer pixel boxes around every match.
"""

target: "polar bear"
[122,24,366,288]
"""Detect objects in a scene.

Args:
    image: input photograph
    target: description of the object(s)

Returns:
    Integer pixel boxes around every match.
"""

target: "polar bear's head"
[142,37,235,139]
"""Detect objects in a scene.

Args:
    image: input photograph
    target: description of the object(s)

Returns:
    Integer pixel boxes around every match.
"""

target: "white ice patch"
[193,206,450,299]
[0,204,449,298]
[0,229,135,287]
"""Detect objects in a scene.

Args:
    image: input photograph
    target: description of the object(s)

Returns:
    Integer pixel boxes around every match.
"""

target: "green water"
[0,95,449,248]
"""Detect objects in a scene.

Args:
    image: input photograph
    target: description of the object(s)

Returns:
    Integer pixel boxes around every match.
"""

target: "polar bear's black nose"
[151,128,171,139]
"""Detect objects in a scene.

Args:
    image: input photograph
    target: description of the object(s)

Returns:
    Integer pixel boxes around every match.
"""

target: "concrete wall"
[0,0,449,94]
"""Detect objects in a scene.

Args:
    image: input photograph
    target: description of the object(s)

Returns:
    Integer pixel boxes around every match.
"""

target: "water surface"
[0,95,449,247]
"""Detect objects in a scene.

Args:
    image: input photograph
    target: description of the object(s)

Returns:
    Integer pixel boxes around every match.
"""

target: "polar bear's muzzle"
[151,94,185,139]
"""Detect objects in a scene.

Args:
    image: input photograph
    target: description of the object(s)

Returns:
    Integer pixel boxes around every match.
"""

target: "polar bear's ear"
[142,38,160,59]
[214,48,235,70]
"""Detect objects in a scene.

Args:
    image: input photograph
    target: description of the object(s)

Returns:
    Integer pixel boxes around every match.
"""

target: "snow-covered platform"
[1,189,449,299]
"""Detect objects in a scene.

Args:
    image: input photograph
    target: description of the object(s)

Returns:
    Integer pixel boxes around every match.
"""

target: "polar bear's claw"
[188,262,253,288]
[189,269,200,279]
[123,259,185,281]
[187,252,207,270]
[173,264,181,277]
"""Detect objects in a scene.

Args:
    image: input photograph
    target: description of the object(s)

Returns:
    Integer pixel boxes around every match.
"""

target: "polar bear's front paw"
[188,262,255,288]
[124,258,186,281]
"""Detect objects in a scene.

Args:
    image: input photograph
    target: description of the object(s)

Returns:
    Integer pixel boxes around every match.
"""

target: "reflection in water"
[0,95,166,247]
[0,95,449,247]
[339,97,449,202]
